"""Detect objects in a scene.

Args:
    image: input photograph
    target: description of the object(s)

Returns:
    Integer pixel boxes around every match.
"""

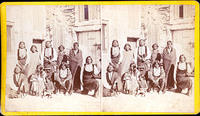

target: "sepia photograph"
[1,1,198,114]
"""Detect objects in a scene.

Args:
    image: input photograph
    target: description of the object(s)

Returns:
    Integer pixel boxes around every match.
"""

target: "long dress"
[176,62,192,90]
[30,72,46,96]
[82,64,99,93]
[120,50,134,76]
[26,52,41,78]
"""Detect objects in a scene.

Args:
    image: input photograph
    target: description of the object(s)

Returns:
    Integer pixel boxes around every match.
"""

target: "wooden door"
[77,31,101,64]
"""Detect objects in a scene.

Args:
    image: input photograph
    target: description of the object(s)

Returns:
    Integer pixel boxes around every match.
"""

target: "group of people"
[12,38,193,99]
[13,41,100,98]
[103,39,193,97]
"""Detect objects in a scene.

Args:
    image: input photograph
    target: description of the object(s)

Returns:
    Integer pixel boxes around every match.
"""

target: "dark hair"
[14,65,22,73]
[124,43,132,51]
[36,64,43,72]
[155,53,161,62]
[45,40,51,44]
[179,54,186,62]
[112,40,119,46]
[152,60,161,68]
[167,40,173,45]
[86,56,93,64]
[152,43,159,48]
[30,45,38,52]
[58,45,65,51]
[59,62,70,70]
[107,63,114,72]
[18,41,25,48]
[129,62,136,70]
[73,42,79,47]
[62,54,69,63]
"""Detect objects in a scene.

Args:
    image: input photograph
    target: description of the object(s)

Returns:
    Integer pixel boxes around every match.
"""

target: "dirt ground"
[4,85,194,113]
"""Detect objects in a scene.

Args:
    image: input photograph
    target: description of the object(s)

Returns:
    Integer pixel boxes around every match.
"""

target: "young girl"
[30,64,46,97]
[26,45,41,78]
[176,54,193,96]
[13,65,29,97]
[55,62,72,95]
[151,43,161,65]
[57,45,66,68]
[122,62,139,95]
[17,41,28,72]
[110,40,121,72]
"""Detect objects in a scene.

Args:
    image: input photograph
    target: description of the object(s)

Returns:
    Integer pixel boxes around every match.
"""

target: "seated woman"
[81,56,100,97]
[13,64,29,97]
[176,54,193,96]
[122,62,140,95]
[148,60,165,93]
[55,62,72,95]
[30,64,46,97]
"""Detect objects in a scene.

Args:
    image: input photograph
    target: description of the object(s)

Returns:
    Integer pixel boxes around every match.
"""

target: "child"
[151,43,161,65]
[122,62,139,95]
[57,45,66,68]
[13,65,29,97]
[137,64,148,96]
[30,64,46,97]
[17,41,28,73]
[44,66,55,98]
[55,62,72,95]
[110,40,121,72]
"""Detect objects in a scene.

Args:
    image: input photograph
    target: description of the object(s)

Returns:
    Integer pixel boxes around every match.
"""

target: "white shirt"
[178,62,192,73]
[44,48,53,58]
[137,46,151,60]
[108,72,113,81]
[111,46,120,57]
[167,47,172,54]
[19,48,27,59]
[60,68,69,78]
[84,64,99,75]
[153,67,161,77]
[73,49,78,55]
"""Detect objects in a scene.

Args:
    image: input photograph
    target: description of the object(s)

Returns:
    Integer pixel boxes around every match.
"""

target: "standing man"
[69,42,83,94]
[137,39,151,66]
[42,40,57,71]
[163,41,176,91]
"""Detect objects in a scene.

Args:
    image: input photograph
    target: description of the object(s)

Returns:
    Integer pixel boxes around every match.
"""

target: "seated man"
[103,63,120,97]
[148,60,165,93]
[54,62,72,95]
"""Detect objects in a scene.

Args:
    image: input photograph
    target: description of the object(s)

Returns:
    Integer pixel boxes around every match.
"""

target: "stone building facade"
[141,5,195,68]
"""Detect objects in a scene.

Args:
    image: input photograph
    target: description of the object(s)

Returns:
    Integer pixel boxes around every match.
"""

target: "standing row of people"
[103,39,193,97]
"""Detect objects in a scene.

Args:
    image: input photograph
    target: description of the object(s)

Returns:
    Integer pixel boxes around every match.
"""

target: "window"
[179,5,184,18]
[84,5,89,20]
